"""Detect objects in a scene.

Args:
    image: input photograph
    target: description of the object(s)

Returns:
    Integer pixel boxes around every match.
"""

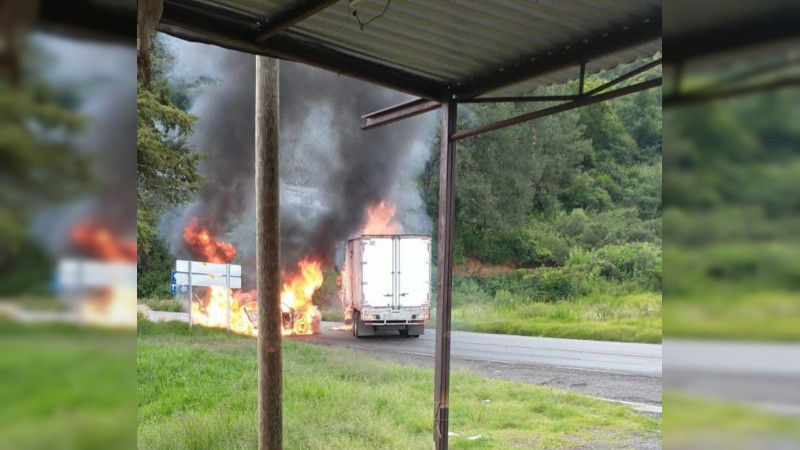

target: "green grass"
[664,291,800,341]
[663,392,800,448]
[0,320,136,449]
[0,296,68,311]
[139,297,183,312]
[138,320,659,449]
[445,292,662,343]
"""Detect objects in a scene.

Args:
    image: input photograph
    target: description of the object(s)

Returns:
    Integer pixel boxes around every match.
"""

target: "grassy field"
[0,320,136,449]
[446,292,662,344]
[138,320,659,449]
[663,392,800,448]
[139,296,183,312]
[663,291,800,341]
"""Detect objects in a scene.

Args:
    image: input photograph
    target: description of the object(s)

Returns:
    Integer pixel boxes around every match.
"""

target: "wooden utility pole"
[433,95,457,449]
[255,55,282,450]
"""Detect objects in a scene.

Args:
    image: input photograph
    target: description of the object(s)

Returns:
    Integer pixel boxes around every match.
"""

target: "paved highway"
[664,339,800,415]
[310,321,662,377]
[146,312,662,412]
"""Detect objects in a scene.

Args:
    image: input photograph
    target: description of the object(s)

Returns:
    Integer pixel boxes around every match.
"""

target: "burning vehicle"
[238,289,322,336]
[183,219,325,336]
[340,234,431,338]
[338,201,431,338]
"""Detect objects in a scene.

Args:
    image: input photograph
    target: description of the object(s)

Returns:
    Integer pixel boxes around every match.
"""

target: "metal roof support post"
[433,93,457,450]
[255,55,282,450]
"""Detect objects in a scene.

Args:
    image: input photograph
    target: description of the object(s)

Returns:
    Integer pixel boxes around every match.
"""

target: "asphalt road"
[309,321,662,377]
[664,339,800,416]
[147,311,663,413]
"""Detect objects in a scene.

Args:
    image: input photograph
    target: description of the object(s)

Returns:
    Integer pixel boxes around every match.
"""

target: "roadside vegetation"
[138,320,659,449]
[663,392,799,448]
[445,241,662,343]
[0,320,135,449]
[663,91,800,341]
[416,61,663,342]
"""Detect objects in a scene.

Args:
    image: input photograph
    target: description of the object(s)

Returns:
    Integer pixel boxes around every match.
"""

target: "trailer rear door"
[397,236,430,308]
[360,237,393,308]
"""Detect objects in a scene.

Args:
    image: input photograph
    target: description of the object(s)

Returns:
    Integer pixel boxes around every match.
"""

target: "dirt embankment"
[454,257,515,277]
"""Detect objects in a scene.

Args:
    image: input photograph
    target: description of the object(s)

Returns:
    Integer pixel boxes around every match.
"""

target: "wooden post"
[433,94,457,449]
[255,55,282,450]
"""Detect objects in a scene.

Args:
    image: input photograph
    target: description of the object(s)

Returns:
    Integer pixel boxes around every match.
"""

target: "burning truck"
[340,234,431,338]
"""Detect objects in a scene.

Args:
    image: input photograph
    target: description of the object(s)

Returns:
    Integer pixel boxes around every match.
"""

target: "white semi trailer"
[340,234,431,338]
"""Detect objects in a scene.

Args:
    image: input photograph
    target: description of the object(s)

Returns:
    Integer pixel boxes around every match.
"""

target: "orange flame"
[182,218,323,336]
[188,258,323,337]
[183,218,236,263]
[69,219,137,328]
[71,220,137,262]
[279,257,324,335]
[362,200,402,235]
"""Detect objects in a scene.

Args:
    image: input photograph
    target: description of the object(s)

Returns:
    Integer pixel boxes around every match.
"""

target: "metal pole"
[255,55,282,450]
[188,260,193,328]
[433,94,457,449]
[578,62,586,96]
[226,263,231,333]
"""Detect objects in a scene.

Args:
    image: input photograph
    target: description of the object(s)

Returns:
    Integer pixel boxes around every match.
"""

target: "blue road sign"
[170,270,178,294]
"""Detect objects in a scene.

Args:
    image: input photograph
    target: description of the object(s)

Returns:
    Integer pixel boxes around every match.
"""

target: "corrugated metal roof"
[159,0,661,99]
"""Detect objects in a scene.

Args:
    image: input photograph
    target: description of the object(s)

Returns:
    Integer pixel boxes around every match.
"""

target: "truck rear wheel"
[353,310,362,339]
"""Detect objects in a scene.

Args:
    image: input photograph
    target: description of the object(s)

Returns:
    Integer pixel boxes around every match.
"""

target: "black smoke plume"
[165,40,432,283]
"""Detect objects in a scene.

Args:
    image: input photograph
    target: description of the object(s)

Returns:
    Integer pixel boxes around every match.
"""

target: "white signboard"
[175,260,241,277]
[173,272,241,289]
[58,259,137,289]
[174,260,242,331]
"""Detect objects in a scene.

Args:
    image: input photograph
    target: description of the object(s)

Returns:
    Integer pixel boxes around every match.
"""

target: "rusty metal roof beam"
[584,57,661,96]
[452,77,662,141]
[361,56,662,130]
[253,0,341,43]
[361,98,442,130]
[453,10,661,100]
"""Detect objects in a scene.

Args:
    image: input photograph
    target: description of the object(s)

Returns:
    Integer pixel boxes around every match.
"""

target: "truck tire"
[353,310,362,339]
[399,329,409,337]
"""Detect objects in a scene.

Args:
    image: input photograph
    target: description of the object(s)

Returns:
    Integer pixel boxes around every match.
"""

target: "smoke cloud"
[162,37,434,283]
[30,35,136,258]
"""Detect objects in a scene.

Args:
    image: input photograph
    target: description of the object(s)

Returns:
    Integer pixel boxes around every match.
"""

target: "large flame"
[362,200,402,234]
[70,219,137,328]
[183,218,236,263]
[182,218,322,336]
[279,257,324,335]
[71,220,137,262]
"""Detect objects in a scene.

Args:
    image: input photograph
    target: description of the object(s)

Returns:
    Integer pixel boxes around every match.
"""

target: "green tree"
[0,70,90,260]
[136,35,203,253]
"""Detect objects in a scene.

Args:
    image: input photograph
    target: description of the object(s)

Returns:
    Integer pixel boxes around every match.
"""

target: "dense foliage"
[137,36,206,296]
[0,46,91,295]
[420,58,662,303]
[137,36,204,254]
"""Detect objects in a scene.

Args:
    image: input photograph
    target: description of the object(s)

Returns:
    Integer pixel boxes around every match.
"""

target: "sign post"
[174,260,242,332]
[188,260,193,328]
[226,263,231,332]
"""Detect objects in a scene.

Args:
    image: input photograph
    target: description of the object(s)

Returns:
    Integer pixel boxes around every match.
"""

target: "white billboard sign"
[175,260,241,277]
[174,260,242,331]
[173,272,241,289]
[58,259,137,289]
